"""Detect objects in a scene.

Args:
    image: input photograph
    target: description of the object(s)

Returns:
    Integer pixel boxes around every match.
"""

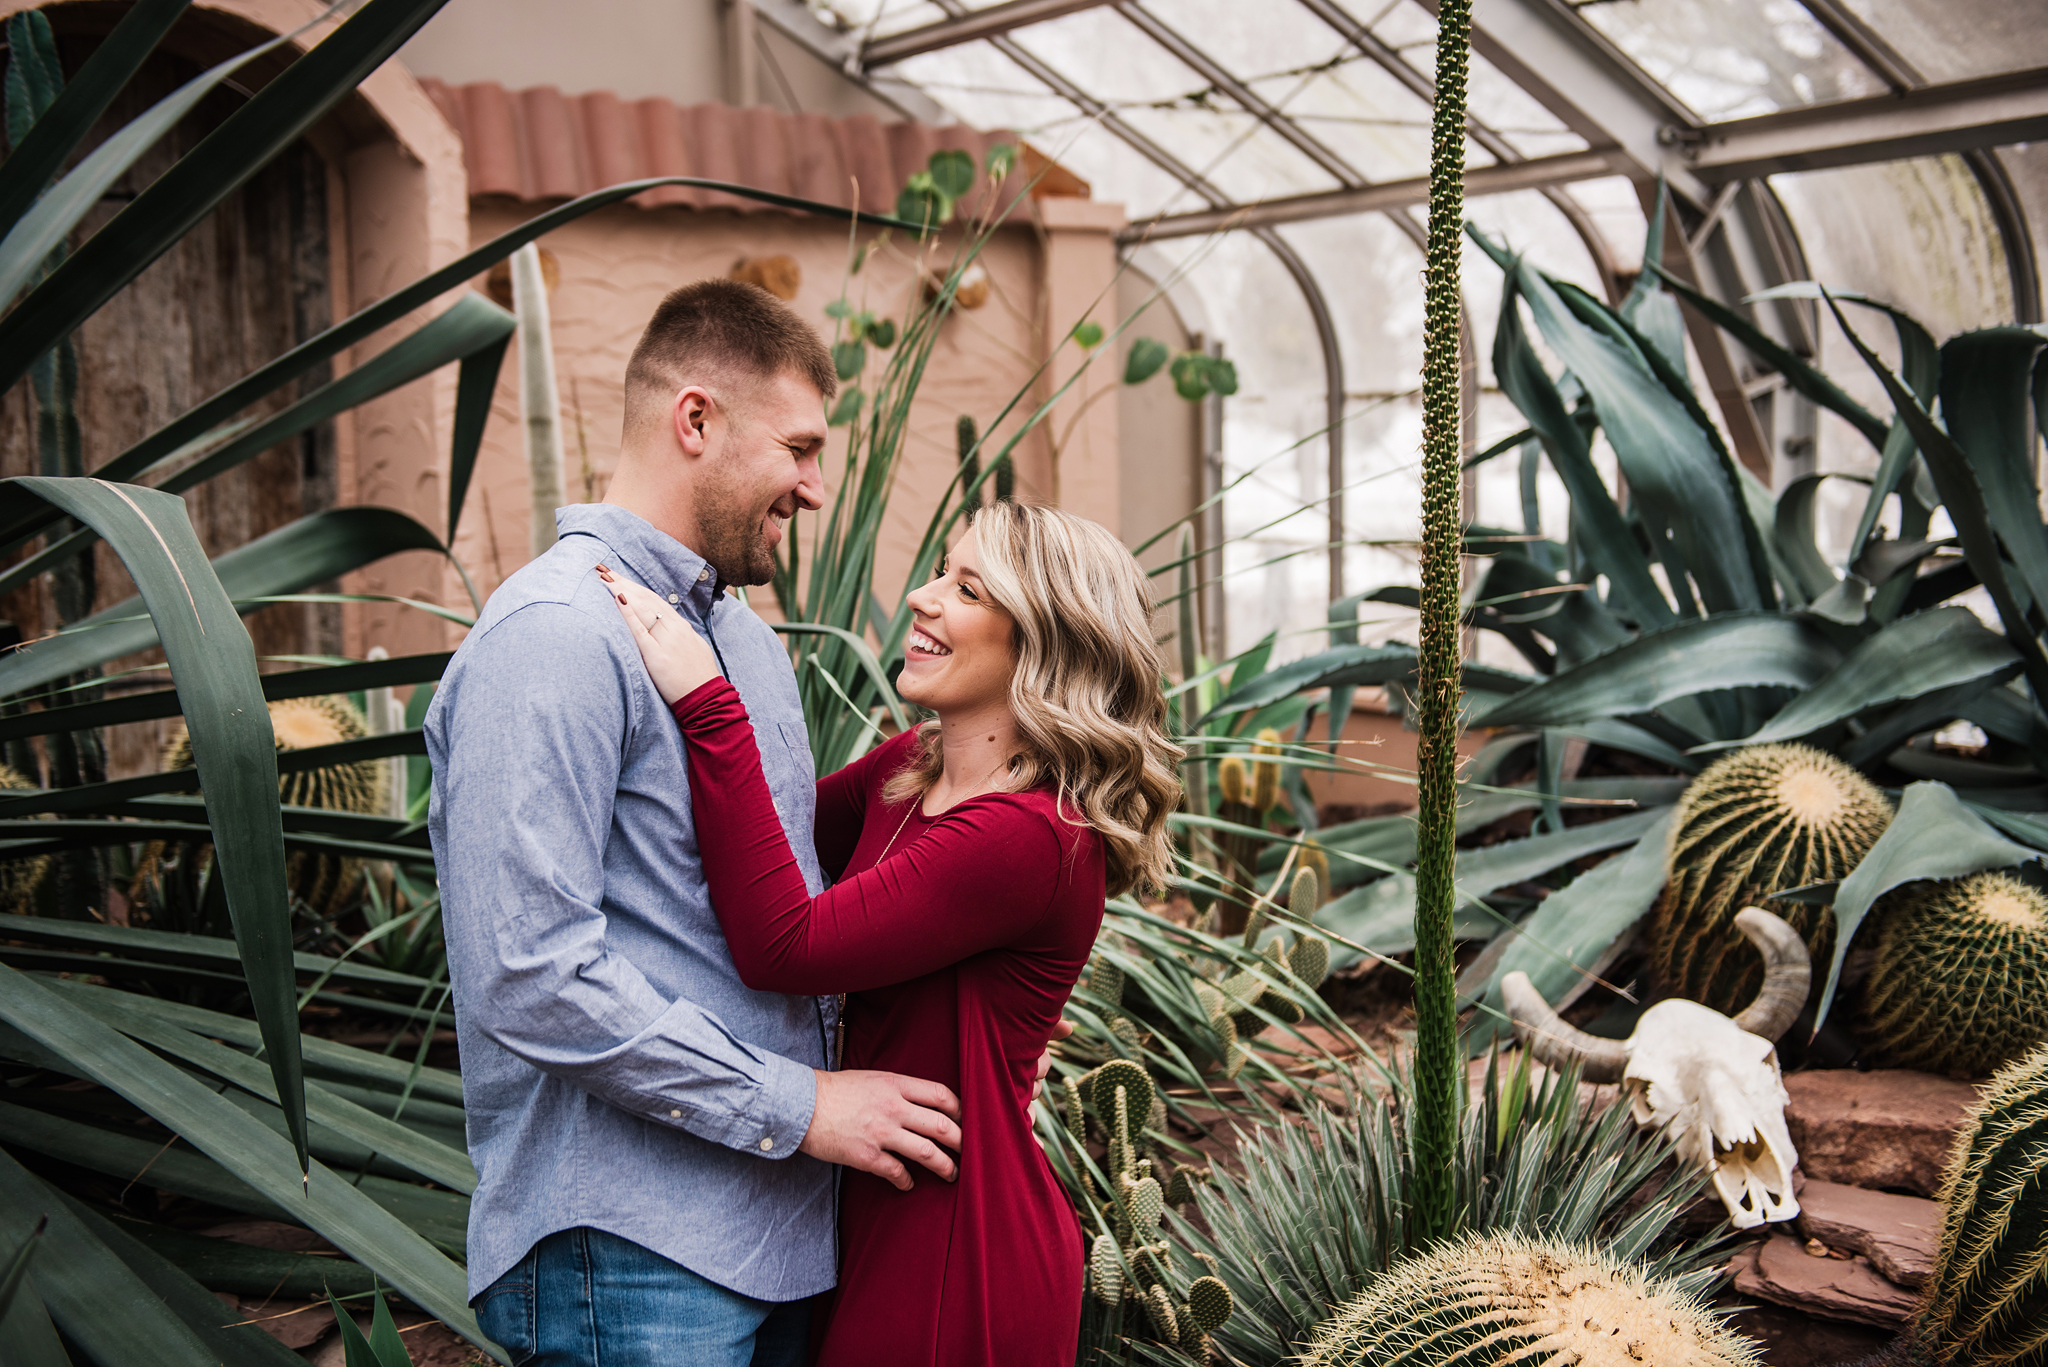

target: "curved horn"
[1500,970,1627,1084]
[1730,906,1811,1042]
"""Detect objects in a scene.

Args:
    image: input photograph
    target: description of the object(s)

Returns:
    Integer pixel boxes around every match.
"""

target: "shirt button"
[696,567,710,583]
[668,592,680,604]
[759,1136,775,1151]
[669,1109,682,1119]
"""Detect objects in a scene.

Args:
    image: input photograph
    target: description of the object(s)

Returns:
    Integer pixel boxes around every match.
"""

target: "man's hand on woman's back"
[802,1070,963,1190]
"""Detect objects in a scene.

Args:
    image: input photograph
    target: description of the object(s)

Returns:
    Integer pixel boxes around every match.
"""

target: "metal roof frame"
[753,0,2044,596]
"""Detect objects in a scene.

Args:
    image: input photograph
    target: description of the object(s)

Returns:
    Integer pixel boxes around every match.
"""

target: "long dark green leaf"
[1772,473,1838,604]
[1486,257,1670,627]
[1651,265,1887,448]
[448,333,512,539]
[0,729,424,819]
[0,915,430,993]
[1465,805,1678,1051]
[0,0,188,242]
[768,623,908,730]
[0,0,455,392]
[1514,260,1762,614]
[0,965,484,1345]
[1319,808,1667,969]
[96,1214,378,1299]
[1821,291,2048,706]
[1475,614,1837,728]
[1698,607,2019,752]
[0,8,293,313]
[1812,781,2043,1031]
[0,477,302,1165]
[0,1147,286,1366]
[0,651,449,744]
[1940,327,2048,615]
[0,507,445,698]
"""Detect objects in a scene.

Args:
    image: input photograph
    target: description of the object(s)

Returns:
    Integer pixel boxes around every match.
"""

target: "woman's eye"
[958,584,979,601]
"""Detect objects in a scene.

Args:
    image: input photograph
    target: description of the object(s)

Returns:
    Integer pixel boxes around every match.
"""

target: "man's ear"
[672,385,714,457]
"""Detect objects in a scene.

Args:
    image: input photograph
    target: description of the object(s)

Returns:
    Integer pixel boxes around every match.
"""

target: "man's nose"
[794,456,825,512]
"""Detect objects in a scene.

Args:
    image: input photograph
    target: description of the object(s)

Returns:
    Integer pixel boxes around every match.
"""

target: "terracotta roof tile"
[419,79,1055,220]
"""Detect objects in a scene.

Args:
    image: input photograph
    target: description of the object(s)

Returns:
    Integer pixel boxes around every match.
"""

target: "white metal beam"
[1685,67,2048,180]
[861,0,1119,67]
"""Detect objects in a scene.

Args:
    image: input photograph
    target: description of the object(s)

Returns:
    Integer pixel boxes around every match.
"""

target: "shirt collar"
[555,503,726,617]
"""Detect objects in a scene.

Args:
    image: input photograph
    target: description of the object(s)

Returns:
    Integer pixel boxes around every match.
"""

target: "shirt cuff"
[747,1052,817,1160]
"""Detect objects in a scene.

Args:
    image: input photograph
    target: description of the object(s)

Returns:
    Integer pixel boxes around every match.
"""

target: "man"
[427,280,967,1366]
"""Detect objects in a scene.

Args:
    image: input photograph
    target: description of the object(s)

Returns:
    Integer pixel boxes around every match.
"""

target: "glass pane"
[1115,106,1346,202]
[814,0,947,41]
[1838,0,2048,83]
[1576,0,1889,119]
[1253,61,1438,184]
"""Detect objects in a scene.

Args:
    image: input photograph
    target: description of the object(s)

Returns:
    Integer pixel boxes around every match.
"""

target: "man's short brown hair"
[623,279,836,437]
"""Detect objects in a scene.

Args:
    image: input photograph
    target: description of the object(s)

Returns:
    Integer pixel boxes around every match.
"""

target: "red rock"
[1784,1070,1978,1196]
[1797,1178,1941,1288]
[1730,1232,1918,1327]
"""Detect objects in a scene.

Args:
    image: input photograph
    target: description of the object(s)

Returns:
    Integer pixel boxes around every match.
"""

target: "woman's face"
[898,526,1019,715]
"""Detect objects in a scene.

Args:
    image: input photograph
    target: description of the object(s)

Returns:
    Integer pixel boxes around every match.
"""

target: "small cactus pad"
[1143,1284,1180,1340]
[1289,866,1321,921]
[1650,743,1891,1013]
[1062,1076,1086,1142]
[1289,934,1330,988]
[1860,871,2048,1076]
[1298,843,1330,905]
[1920,1043,2048,1364]
[1090,1059,1155,1126]
[1122,1173,1165,1232]
[1301,1232,1762,1366]
[1087,958,1126,1006]
[1089,1233,1124,1306]
[1218,755,1249,806]
[1187,1275,1234,1332]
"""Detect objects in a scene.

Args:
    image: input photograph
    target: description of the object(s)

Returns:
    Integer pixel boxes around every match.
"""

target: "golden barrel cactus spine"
[1651,743,1892,1013]
[1301,1232,1761,1367]
[1916,1043,2048,1365]
[1860,872,2048,1077]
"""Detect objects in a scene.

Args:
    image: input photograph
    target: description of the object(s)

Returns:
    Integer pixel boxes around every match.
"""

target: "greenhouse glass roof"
[756,0,2048,661]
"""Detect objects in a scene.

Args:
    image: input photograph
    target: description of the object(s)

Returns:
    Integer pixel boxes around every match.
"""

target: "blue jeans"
[473,1227,814,1367]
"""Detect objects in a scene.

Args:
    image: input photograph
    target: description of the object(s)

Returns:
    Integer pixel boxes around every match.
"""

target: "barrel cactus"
[1650,743,1892,1013]
[0,762,49,912]
[1859,871,2048,1076]
[1301,1232,1761,1367]
[1914,1042,2048,1365]
[153,695,386,916]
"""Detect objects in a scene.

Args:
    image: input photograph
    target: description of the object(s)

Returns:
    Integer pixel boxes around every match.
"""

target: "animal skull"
[1501,907,1808,1230]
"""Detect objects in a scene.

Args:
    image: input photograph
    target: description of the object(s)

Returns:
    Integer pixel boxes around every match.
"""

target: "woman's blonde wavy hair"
[882,501,1182,897]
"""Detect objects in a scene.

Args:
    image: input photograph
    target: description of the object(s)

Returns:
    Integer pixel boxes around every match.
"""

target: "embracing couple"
[425,279,1181,1366]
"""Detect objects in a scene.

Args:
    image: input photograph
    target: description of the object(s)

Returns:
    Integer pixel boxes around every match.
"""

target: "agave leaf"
[0,506,445,698]
[90,1215,378,1300]
[0,966,483,1341]
[1512,259,1762,614]
[1465,805,1678,1051]
[1821,292,2048,706]
[1487,258,1670,627]
[0,651,448,743]
[449,332,513,540]
[0,915,430,995]
[1939,327,2048,616]
[0,11,298,315]
[1811,781,2045,1031]
[0,298,511,599]
[1319,807,1668,968]
[0,0,188,242]
[768,623,907,732]
[0,477,303,1164]
[0,1148,292,1366]
[1697,608,2019,752]
[1619,186,1686,375]
[0,0,458,393]
[1772,473,1840,604]
[1475,614,1837,729]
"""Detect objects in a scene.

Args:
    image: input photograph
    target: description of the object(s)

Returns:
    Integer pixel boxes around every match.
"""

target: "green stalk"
[1412,0,1472,1242]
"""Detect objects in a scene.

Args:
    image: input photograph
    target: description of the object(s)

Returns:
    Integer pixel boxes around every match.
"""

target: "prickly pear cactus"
[1301,1232,1761,1366]
[1075,1054,1233,1356]
[1859,872,2048,1077]
[1915,1042,2048,1365]
[149,695,387,916]
[1212,729,1286,936]
[1650,743,1891,1013]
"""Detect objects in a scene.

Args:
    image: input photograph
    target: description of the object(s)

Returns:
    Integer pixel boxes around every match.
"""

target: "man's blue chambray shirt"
[426,503,839,1302]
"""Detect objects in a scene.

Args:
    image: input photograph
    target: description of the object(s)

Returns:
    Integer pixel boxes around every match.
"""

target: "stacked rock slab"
[1651,743,1891,1013]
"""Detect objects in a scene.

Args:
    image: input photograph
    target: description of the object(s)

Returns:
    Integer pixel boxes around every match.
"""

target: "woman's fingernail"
[617,594,627,604]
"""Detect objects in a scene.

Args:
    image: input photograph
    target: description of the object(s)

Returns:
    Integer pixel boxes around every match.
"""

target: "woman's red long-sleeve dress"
[672,678,1099,1366]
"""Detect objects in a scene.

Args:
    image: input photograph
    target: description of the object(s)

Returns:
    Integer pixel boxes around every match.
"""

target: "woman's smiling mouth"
[907,627,952,658]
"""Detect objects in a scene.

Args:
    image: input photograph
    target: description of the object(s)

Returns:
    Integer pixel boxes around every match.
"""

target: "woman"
[597,501,1180,1366]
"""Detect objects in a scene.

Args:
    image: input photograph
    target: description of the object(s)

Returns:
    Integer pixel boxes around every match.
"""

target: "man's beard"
[696,481,781,587]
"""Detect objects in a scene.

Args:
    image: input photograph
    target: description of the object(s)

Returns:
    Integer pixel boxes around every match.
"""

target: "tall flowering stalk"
[1412,0,1472,1242]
